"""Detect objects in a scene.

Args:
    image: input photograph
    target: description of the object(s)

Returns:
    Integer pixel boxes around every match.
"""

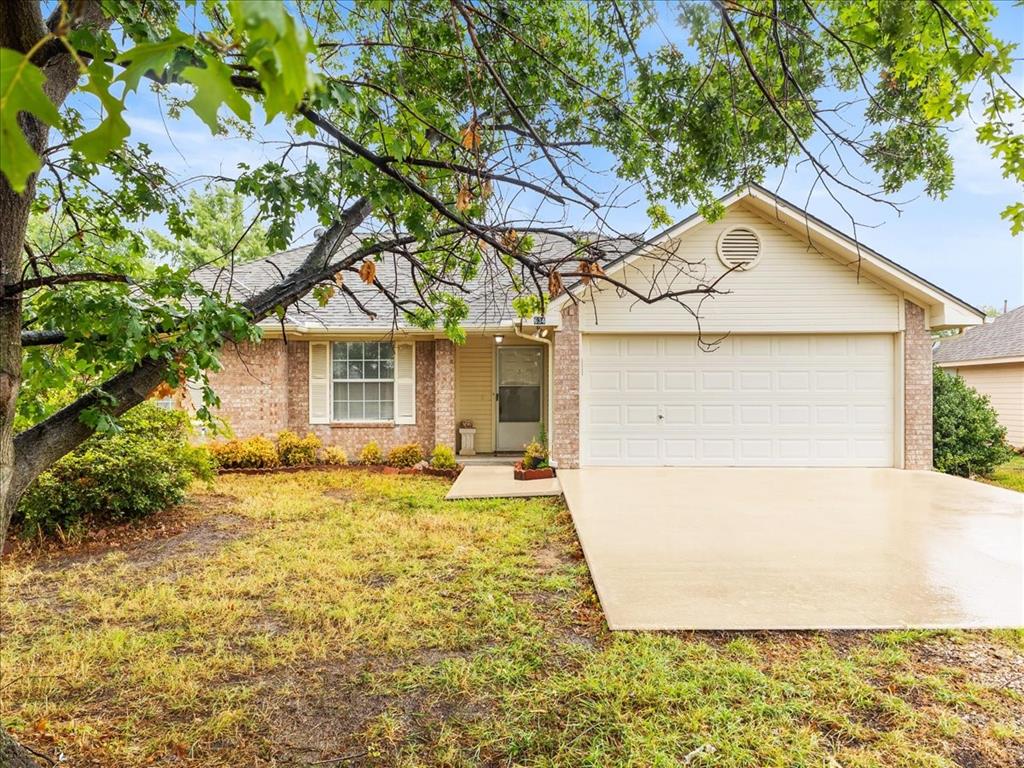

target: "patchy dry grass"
[2,470,1022,767]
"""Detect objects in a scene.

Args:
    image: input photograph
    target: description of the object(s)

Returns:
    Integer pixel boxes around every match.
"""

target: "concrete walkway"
[560,467,1024,630]
[446,465,562,500]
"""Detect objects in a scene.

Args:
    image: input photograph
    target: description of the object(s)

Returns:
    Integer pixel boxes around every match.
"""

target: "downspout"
[513,321,555,465]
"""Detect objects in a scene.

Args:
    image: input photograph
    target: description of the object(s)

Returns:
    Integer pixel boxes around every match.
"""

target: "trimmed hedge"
[358,441,384,465]
[277,430,322,466]
[387,443,423,468]
[208,435,279,468]
[16,403,213,538]
[429,444,457,470]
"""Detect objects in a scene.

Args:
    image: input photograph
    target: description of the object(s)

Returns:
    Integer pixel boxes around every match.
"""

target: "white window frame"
[330,341,396,423]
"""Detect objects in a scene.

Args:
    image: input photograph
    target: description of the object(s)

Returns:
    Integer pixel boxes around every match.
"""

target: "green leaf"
[115,31,194,90]
[0,48,61,192]
[181,54,251,132]
[73,62,130,162]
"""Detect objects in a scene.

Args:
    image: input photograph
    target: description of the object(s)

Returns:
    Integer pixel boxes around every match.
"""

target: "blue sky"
[112,1,1022,311]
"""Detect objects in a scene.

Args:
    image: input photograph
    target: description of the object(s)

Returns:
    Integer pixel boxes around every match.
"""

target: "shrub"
[277,430,322,466]
[522,440,549,470]
[16,403,214,538]
[429,444,457,470]
[358,441,384,465]
[933,367,1013,477]
[387,443,424,468]
[323,446,348,465]
[208,435,279,469]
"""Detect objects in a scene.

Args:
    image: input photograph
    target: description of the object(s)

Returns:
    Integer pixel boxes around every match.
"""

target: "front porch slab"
[445,465,561,500]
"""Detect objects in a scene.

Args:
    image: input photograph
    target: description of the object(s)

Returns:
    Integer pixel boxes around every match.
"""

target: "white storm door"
[496,346,544,451]
[581,334,894,467]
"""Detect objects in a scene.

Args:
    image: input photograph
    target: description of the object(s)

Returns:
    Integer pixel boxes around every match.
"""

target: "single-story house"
[934,305,1024,447]
[202,183,984,469]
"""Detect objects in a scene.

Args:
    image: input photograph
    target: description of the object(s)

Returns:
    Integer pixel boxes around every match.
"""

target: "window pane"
[332,343,347,363]
[365,382,379,401]
[333,382,348,401]
[366,360,379,378]
[380,342,394,362]
[381,382,394,402]
[499,386,541,422]
[380,358,394,378]
[333,400,348,421]
[380,400,394,420]
[349,400,364,420]
[333,359,346,379]
[350,341,364,360]
[365,401,379,420]
[348,361,364,379]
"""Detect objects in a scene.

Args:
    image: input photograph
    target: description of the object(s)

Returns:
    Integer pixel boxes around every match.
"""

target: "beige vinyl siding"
[455,334,546,454]
[579,204,901,333]
[951,362,1024,447]
[456,335,495,453]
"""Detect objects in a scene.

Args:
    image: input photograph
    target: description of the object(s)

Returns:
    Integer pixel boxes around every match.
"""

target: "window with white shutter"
[393,342,416,424]
[308,342,331,424]
[330,342,395,421]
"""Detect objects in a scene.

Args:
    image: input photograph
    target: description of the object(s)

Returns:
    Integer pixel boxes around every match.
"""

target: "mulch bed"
[217,463,462,479]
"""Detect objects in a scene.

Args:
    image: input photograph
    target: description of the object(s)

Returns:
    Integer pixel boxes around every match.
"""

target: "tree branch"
[5,272,131,295]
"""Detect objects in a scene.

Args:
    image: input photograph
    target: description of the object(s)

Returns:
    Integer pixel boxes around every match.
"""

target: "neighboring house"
[200,183,984,469]
[934,305,1024,447]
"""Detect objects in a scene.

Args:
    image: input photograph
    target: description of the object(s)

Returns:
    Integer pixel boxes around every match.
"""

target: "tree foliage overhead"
[1,0,1021,535]
[146,185,271,269]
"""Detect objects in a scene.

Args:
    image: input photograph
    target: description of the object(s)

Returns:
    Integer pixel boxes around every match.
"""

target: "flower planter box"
[513,462,556,481]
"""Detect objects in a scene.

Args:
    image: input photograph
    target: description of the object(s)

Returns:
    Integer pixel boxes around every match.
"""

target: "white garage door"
[581,334,895,467]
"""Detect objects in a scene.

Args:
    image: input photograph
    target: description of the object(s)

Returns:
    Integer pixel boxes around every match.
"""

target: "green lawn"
[984,454,1024,492]
[2,471,1022,767]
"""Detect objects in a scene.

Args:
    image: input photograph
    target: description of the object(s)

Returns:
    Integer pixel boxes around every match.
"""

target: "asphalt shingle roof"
[933,305,1024,363]
[196,233,636,330]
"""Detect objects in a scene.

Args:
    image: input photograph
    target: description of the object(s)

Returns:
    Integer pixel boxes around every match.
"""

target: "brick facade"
[903,300,934,470]
[433,339,456,449]
[213,338,444,456]
[207,341,290,436]
[551,303,581,468]
[212,302,933,470]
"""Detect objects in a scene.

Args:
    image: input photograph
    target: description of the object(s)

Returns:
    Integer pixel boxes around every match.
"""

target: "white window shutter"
[309,342,331,424]
[394,341,416,424]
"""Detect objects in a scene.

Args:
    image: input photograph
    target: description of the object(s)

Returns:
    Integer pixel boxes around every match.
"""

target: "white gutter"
[513,321,555,466]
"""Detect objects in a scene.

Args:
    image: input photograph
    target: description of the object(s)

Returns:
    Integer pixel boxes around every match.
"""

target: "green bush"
[208,435,279,468]
[358,441,384,465]
[277,430,321,466]
[522,440,549,470]
[16,403,214,538]
[323,446,348,465]
[387,443,424,468]
[429,444,457,470]
[933,367,1013,477]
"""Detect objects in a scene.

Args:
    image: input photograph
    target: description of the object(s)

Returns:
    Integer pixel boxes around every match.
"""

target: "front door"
[496,346,544,451]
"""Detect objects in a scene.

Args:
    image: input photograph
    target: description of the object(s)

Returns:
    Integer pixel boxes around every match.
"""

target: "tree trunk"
[1,6,110,763]
[0,730,46,767]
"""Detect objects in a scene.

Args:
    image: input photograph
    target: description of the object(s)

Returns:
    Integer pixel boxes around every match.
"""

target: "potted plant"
[514,424,555,480]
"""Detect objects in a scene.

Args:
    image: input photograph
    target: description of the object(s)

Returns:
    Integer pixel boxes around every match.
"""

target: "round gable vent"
[717,226,762,270]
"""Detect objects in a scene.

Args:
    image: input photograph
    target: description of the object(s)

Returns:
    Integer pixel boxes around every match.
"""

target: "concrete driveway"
[559,468,1024,630]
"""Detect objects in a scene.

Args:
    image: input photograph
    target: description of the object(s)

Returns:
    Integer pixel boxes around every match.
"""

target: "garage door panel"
[582,334,894,467]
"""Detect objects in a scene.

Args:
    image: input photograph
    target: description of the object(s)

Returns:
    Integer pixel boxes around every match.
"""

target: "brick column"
[904,300,933,470]
[552,303,581,468]
[433,339,456,449]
